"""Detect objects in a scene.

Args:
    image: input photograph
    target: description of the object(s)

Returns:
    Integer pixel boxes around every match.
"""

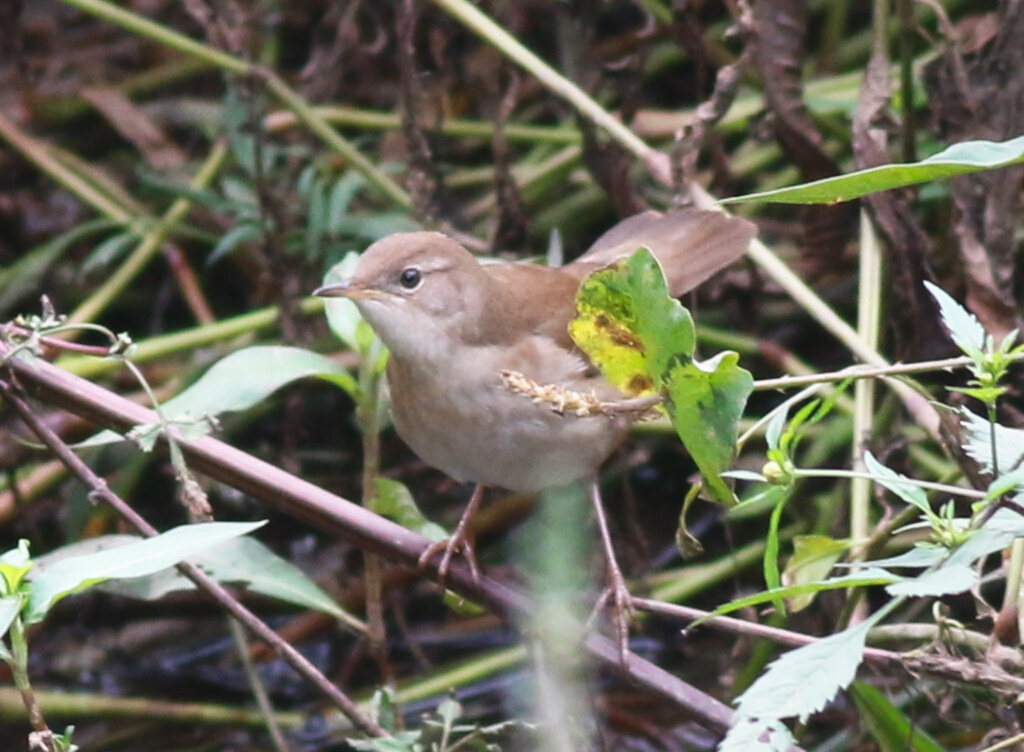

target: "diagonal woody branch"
[0,341,737,734]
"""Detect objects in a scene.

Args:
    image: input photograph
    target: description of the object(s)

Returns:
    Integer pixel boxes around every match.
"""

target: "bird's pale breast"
[386,335,628,493]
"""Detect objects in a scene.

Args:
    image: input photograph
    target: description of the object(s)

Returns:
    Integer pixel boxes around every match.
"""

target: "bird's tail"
[572,209,756,297]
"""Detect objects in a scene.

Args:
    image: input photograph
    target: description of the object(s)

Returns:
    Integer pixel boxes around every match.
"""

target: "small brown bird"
[315,209,755,649]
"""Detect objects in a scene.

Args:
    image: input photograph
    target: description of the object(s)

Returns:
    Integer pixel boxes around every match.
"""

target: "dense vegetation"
[0,1,1022,751]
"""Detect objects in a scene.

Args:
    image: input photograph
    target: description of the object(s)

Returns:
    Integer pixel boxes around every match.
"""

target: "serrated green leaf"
[571,250,749,503]
[885,564,976,597]
[720,717,795,752]
[863,452,931,513]
[960,408,1024,474]
[843,547,945,569]
[944,509,1024,568]
[721,134,1024,205]
[735,609,885,723]
[25,521,265,623]
[924,281,986,360]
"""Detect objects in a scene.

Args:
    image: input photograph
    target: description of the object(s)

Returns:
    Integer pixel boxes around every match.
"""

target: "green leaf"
[782,535,848,611]
[863,452,931,514]
[54,536,363,631]
[370,478,447,543]
[326,172,364,234]
[0,594,23,643]
[25,521,265,623]
[735,609,886,723]
[721,134,1024,205]
[850,682,948,752]
[334,212,421,241]
[159,345,355,419]
[208,222,262,266]
[322,254,367,353]
[764,404,789,451]
[348,734,419,752]
[82,231,140,274]
[763,497,787,614]
[83,346,356,447]
[986,466,1024,500]
[923,281,986,360]
[943,508,1024,568]
[665,351,752,504]
[848,547,945,569]
[0,540,32,594]
[721,469,768,482]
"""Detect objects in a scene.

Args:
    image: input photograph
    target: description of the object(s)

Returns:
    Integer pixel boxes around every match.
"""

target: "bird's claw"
[592,567,636,666]
[418,532,481,583]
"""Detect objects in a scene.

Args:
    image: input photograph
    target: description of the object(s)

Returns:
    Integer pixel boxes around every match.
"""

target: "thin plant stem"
[1001,539,1024,633]
[428,0,652,162]
[227,618,291,752]
[357,365,392,683]
[632,598,900,665]
[794,468,987,500]
[752,353,988,391]
[8,617,49,735]
[850,211,883,571]
[54,297,330,379]
[266,105,582,145]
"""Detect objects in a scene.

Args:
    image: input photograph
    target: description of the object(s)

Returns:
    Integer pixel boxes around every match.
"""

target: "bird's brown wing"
[477,209,756,353]
[570,209,756,297]
[480,262,582,352]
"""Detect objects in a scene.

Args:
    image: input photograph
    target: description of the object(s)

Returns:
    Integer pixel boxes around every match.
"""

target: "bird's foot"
[591,564,637,666]
[418,517,481,582]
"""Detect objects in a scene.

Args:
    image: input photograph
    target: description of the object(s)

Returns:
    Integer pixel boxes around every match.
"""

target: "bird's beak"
[313,280,383,301]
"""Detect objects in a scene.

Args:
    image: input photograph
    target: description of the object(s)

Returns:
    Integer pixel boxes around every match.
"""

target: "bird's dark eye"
[399,267,422,289]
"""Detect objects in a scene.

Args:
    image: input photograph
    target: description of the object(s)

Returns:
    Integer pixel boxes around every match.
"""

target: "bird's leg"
[418,484,484,582]
[589,480,635,665]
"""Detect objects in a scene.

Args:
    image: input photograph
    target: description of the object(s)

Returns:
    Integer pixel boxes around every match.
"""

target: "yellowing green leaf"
[569,247,694,397]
